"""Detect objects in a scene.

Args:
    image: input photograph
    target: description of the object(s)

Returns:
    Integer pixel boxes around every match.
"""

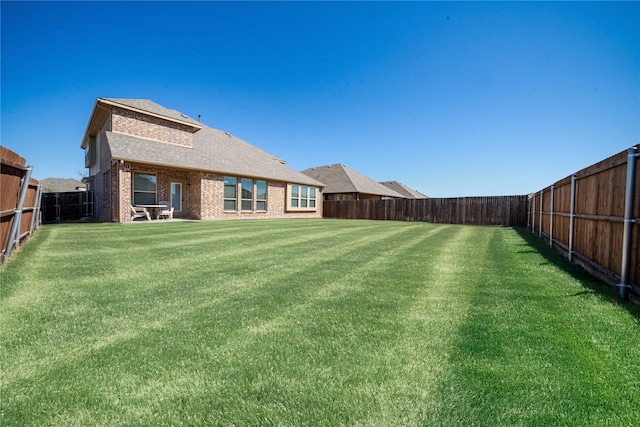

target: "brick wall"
[120,162,132,222]
[111,107,194,147]
[197,175,321,220]
[121,165,321,222]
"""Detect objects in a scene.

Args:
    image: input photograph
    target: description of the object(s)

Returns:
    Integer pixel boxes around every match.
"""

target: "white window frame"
[223,176,237,211]
[287,184,318,211]
[256,180,267,211]
[241,178,253,211]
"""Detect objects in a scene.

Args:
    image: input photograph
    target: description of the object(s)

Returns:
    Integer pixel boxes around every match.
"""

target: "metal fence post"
[4,166,33,260]
[568,174,577,262]
[55,192,60,223]
[531,192,536,234]
[538,190,543,238]
[29,184,42,236]
[549,185,555,248]
[619,146,638,300]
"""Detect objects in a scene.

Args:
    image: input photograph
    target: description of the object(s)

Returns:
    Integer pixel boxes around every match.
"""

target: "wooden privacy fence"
[324,195,528,226]
[530,145,639,300]
[1,147,41,264]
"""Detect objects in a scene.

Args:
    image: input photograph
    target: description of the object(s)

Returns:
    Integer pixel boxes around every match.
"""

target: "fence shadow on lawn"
[514,228,640,320]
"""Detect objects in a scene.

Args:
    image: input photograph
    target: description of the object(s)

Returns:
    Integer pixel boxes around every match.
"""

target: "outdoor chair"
[158,201,174,220]
[131,205,151,221]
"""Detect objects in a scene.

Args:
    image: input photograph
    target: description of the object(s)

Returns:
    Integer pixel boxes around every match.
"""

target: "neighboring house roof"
[99,99,323,187]
[40,178,86,192]
[301,164,404,198]
[379,181,428,199]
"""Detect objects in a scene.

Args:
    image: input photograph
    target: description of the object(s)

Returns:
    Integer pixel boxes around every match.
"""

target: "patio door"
[170,181,185,217]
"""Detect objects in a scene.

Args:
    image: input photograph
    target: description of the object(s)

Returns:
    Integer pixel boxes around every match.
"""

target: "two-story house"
[81,98,324,222]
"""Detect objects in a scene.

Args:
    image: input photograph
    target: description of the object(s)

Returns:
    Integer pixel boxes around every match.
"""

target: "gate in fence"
[41,191,95,223]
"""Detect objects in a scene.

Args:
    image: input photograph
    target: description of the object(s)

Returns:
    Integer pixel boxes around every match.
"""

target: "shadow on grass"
[514,227,640,320]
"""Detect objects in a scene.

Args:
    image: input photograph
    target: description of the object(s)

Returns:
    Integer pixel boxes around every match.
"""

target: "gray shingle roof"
[101,98,203,128]
[301,164,404,198]
[101,99,323,187]
[379,181,428,199]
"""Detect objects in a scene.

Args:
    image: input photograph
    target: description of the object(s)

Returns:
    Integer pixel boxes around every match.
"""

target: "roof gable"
[301,164,403,198]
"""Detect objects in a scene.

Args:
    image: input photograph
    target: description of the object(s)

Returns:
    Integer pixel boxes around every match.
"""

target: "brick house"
[81,98,324,222]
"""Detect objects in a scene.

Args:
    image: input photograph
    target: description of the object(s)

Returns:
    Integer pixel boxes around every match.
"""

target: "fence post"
[29,184,42,236]
[568,174,577,262]
[538,190,543,238]
[55,192,60,223]
[549,185,555,248]
[4,166,33,261]
[531,192,536,233]
[619,146,638,300]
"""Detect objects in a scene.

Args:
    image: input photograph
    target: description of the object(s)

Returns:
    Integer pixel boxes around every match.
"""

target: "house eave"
[112,156,324,188]
[81,99,110,148]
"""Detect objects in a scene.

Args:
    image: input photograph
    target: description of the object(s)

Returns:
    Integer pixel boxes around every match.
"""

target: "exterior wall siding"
[111,107,194,147]
[94,114,113,221]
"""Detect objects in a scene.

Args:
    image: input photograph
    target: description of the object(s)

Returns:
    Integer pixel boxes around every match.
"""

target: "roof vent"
[224,132,231,136]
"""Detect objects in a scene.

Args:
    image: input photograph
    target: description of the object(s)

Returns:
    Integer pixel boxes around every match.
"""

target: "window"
[241,178,253,211]
[133,172,156,205]
[256,180,267,211]
[224,176,237,211]
[288,184,318,211]
[85,136,96,167]
[309,186,317,207]
[225,177,268,213]
[291,185,299,207]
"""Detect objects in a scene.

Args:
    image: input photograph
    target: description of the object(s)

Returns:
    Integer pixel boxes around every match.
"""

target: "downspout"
[4,166,33,261]
[619,146,638,300]
[568,174,577,262]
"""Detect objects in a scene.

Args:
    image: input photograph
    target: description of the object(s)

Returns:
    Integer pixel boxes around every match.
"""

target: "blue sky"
[2,1,638,197]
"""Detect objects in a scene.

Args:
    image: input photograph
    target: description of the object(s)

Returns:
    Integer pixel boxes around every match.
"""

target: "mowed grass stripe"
[1,222,438,385]
[427,228,640,426]
[354,226,497,425]
[1,220,639,426]
[1,221,419,387]
[1,221,459,425]
[106,223,456,425]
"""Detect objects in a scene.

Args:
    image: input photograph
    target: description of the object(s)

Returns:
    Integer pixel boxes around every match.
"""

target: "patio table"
[136,204,167,220]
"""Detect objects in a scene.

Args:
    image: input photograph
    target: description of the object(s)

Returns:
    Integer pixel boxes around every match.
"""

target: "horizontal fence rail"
[1,146,41,264]
[324,195,529,227]
[530,144,639,300]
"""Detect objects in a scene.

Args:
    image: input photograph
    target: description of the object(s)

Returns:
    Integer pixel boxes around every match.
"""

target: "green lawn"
[1,219,639,426]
